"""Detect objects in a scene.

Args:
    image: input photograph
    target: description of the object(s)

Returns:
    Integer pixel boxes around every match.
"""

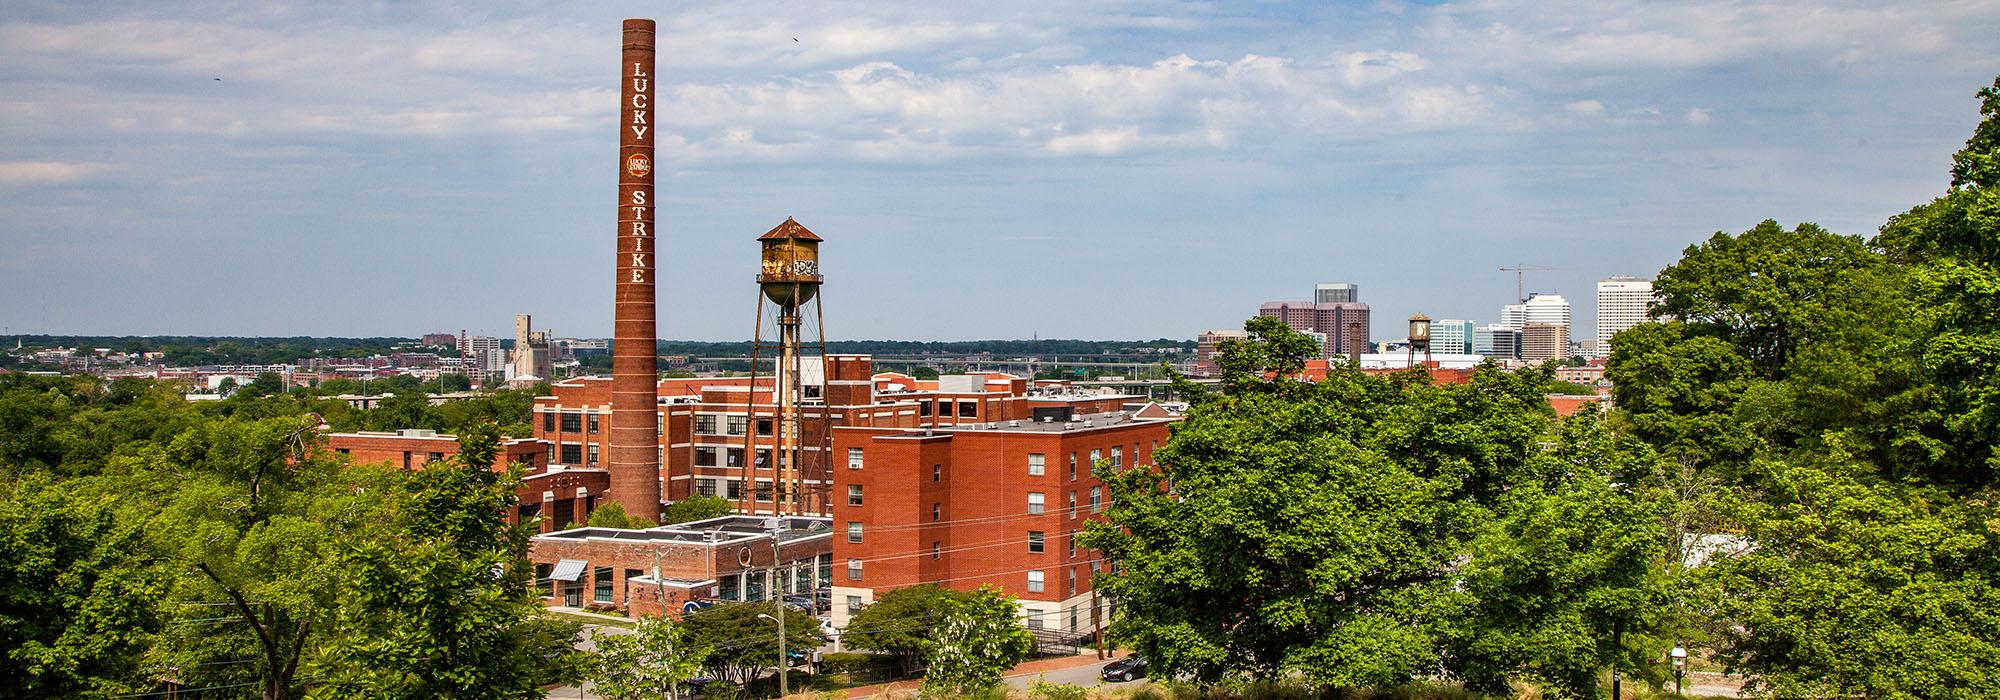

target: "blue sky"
[2,1,1996,341]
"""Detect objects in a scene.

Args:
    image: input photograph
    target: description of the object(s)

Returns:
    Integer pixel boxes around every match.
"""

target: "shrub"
[1028,676,1090,700]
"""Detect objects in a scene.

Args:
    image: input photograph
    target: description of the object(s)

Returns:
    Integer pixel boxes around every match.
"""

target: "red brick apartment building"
[530,356,1144,517]
[521,356,1175,627]
[828,400,1180,642]
[323,429,609,534]
[527,515,833,618]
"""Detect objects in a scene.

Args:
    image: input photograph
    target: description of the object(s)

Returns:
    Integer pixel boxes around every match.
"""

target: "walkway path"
[846,651,1130,699]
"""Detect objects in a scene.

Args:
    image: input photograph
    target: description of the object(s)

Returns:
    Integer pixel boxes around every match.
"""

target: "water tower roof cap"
[758,216,822,241]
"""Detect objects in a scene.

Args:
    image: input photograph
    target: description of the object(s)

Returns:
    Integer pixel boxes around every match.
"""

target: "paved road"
[551,624,634,700]
[1003,656,1143,692]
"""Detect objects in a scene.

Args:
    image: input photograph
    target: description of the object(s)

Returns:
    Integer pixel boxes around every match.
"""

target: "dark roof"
[758,216,823,241]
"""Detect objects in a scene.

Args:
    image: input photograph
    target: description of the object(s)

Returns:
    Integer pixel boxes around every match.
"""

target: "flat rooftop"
[535,514,832,545]
[860,408,1177,438]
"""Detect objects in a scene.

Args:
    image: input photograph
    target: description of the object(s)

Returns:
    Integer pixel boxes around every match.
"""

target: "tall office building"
[1499,293,1570,330]
[1475,324,1521,359]
[1520,323,1570,363]
[462,335,504,375]
[1192,330,1248,376]
[1258,301,1370,359]
[1315,283,1358,304]
[1260,283,1369,359]
[1596,277,1654,357]
[1430,319,1477,355]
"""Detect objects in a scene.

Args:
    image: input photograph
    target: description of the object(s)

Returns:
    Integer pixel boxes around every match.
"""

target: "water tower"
[743,218,831,516]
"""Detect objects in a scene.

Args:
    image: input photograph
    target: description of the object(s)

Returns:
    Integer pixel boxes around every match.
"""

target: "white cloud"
[1418,0,1984,73]
[658,52,1494,161]
[0,161,112,186]
[1684,107,1713,126]
[1566,99,1606,116]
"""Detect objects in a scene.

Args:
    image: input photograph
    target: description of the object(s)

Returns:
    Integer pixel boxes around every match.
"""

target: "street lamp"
[1670,644,1688,697]
[756,613,788,697]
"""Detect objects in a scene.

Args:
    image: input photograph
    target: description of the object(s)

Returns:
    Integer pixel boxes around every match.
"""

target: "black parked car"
[1100,656,1148,682]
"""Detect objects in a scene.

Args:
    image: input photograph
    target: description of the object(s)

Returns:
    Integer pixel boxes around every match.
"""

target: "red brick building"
[530,356,1145,518]
[827,399,1180,643]
[324,429,610,534]
[527,515,833,618]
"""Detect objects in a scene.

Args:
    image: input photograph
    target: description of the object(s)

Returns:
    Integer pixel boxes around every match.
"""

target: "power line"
[109,681,259,698]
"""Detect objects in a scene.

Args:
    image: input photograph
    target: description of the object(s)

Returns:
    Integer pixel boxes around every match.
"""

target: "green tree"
[661,495,732,525]
[843,584,970,676]
[0,475,164,697]
[588,617,710,700]
[120,415,387,700]
[680,602,826,687]
[1084,320,1591,689]
[1704,458,2000,698]
[1875,74,2000,489]
[1604,322,1757,469]
[1651,220,1880,378]
[920,585,1034,697]
[318,423,581,697]
[589,501,657,529]
[1451,411,1674,698]
[241,372,286,398]
[364,391,434,433]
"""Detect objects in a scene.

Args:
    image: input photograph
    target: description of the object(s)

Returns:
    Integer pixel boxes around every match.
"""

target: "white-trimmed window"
[1027,492,1045,515]
[846,595,863,614]
[1027,608,1046,629]
[847,522,863,543]
[848,484,864,506]
[1027,570,1045,593]
[847,559,862,580]
[1027,453,1045,476]
[1090,486,1102,513]
[1111,446,1122,469]
[847,448,864,469]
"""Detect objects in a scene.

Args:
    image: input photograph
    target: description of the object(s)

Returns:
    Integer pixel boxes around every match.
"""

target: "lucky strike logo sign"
[626,153,652,178]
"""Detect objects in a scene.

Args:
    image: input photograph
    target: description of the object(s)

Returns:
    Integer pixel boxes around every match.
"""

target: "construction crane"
[1499,264,1573,302]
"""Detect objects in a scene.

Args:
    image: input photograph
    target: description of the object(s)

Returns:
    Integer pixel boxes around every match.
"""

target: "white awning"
[548,559,587,582]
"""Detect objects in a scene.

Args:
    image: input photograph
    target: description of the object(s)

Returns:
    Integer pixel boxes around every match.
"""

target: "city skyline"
[4,1,1998,340]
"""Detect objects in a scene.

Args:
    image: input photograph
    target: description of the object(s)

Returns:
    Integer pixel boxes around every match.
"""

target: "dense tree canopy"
[1086,319,1667,696]
[1600,74,2000,698]
[0,375,572,698]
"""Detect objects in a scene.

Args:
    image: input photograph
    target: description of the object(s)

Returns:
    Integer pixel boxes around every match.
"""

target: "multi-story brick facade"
[1258,300,1372,359]
[827,401,1180,642]
[323,429,610,533]
[531,356,1139,519]
[527,515,833,617]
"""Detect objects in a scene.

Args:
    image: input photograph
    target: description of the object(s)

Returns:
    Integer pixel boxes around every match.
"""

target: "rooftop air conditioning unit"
[1009,420,1020,427]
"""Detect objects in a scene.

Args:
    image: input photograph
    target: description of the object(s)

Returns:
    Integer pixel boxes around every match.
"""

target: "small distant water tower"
[743,218,831,516]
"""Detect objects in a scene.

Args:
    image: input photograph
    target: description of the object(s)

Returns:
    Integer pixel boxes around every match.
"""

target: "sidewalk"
[845,651,1129,699]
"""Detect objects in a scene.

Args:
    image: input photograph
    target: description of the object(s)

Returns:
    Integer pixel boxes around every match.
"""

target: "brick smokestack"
[612,18,662,523]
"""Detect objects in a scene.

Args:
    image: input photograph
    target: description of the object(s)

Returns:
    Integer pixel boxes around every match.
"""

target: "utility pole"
[1092,587,1104,659]
[767,518,789,696]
